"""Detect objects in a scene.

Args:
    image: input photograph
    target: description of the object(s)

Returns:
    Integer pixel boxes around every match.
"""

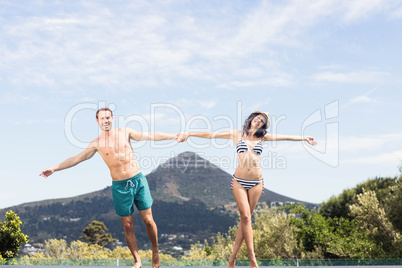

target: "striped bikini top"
[236,137,264,155]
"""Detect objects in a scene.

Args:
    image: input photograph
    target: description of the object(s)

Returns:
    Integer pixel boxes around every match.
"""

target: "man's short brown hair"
[96,107,113,119]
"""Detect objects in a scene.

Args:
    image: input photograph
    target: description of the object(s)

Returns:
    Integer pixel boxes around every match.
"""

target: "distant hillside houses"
[270,201,319,211]
[42,217,81,222]
[21,243,43,255]
[270,201,296,207]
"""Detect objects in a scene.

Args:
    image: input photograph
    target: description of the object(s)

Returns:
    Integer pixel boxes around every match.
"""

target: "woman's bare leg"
[227,221,245,268]
[227,180,263,268]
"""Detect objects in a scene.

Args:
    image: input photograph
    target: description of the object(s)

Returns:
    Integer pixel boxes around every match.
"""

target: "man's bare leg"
[121,215,142,268]
[140,208,160,268]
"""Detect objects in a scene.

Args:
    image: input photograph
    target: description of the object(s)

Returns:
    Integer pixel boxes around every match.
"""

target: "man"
[40,107,179,268]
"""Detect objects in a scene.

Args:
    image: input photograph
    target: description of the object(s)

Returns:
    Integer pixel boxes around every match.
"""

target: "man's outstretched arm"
[40,143,97,178]
[128,128,177,141]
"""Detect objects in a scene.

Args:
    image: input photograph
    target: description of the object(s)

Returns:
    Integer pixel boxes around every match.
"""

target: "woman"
[179,111,317,268]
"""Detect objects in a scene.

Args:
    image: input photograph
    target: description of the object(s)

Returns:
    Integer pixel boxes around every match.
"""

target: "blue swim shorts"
[112,172,153,217]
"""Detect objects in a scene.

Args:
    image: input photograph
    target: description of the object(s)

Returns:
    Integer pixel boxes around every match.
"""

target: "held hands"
[304,136,317,146]
[175,132,189,143]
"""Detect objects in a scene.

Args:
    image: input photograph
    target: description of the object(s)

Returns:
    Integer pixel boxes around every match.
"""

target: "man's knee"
[142,217,155,228]
[140,208,156,228]
[121,217,134,232]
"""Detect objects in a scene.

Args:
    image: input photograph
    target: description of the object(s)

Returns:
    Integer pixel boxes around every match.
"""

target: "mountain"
[147,151,307,207]
[0,152,316,254]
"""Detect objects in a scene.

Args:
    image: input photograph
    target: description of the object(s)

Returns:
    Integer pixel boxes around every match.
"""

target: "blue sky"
[1,0,402,209]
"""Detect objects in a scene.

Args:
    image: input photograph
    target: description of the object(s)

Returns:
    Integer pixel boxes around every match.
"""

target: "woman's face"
[251,114,266,129]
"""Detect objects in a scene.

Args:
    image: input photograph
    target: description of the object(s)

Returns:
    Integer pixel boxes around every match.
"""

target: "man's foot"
[152,249,160,268]
[133,261,142,268]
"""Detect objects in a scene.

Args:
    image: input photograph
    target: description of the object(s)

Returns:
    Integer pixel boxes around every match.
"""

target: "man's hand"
[175,132,189,142]
[39,168,55,178]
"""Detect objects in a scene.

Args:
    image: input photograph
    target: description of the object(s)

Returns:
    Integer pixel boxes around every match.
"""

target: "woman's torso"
[234,131,264,180]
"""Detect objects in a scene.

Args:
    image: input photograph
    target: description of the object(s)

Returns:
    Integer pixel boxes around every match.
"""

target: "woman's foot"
[227,255,236,268]
[249,256,258,268]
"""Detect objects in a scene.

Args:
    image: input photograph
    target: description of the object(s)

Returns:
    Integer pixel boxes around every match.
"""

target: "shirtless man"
[40,107,179,268]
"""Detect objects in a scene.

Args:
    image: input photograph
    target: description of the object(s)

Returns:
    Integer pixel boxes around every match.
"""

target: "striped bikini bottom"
[231,175,264,193]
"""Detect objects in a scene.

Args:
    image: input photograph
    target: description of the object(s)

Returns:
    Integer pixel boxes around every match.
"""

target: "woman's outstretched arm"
[264,133,317,145]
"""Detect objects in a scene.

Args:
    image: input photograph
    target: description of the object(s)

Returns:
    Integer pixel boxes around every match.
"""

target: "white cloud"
[200,101,216,109]
[390,6,402,18]
[344,90,377,106]
[0,0,401,92]
[273,132,402,160]
[348,95,375,104]
[80,97,96,102]
[341,136,386,151]
[218,73,294,89]
[249,99,271,113]
[258,131,402,174]
[319,64,346,70]
[234,67,265,78]
[24,119,63,124]
[138,112,168,123]
[340,0,397,22]
[341,133,402,151]
[311,71,391,84]
[345,150,402,164]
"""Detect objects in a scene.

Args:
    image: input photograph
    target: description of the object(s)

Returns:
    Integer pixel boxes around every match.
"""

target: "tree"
[287,205,382,259]
[185,205,300,260]
[79,220,116,247]
[319,188,355,219]
[319,177,399,219]
[67,240,109,259]
[251,207,300,259]
[286,205,330,258]
[43,239,68,258]
[318,177,402,258]
[25,240,175,260]
[0,210,29,258]
[383,181,402,233]
[186,201,393,260]
[349,189,402,257]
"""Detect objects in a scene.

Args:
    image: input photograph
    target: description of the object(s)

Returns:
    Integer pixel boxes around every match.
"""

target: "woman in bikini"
[179,111,317,268]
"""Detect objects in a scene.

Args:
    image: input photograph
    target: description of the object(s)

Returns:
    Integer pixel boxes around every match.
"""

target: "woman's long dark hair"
[242,112,269,138]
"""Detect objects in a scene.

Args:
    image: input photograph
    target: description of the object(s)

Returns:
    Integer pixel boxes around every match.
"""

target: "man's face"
[96,111,113,131]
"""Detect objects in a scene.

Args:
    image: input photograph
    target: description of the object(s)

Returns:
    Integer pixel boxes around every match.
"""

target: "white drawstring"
[125,180,135,190]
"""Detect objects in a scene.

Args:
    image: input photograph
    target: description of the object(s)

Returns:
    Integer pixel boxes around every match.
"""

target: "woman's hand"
[304,136,317,145]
